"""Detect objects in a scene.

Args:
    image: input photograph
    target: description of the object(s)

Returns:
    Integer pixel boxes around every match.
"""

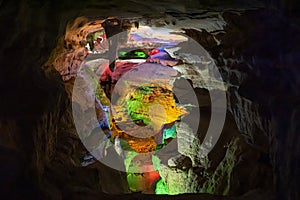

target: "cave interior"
[0,0,299,200]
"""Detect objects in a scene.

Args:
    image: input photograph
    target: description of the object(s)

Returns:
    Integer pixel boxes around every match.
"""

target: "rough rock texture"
[182,10,300,200]
[45,17,105,81]
[0,0,299,200]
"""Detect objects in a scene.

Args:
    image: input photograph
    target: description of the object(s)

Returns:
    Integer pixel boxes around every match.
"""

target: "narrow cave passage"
[79,21,192,194]
[47,15,274,197]
[1,0,298,198]
[1,0,299,198]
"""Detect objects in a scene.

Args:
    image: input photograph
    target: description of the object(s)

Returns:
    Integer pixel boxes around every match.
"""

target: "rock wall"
[0,0,299,199]
[182,9,299,200]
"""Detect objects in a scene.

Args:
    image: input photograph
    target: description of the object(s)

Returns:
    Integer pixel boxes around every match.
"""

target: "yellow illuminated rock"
[110,84,187,153]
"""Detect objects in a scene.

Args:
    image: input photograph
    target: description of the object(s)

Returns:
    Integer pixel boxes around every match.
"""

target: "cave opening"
[78,20,193,194]
[45,14,274,197]
[1,1,299,199]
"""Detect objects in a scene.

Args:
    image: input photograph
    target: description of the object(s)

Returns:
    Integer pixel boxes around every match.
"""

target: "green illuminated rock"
[119,50,148,59]
[155,178,169,194]
[163,125,177,140]
[126,85,185,126]
[199,137,239,195]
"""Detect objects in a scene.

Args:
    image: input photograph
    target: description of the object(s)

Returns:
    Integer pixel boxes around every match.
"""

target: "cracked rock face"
[182,9,299,199]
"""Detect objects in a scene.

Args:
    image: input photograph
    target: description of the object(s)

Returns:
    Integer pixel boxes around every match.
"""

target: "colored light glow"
[163,124,177,140]
[125,153,161,192]
[88,26,188,193]
[124,151,139,172]
[119,50,149,59]
[151,155,161,172]
[127,85,186,126]
[155,178,169,194]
